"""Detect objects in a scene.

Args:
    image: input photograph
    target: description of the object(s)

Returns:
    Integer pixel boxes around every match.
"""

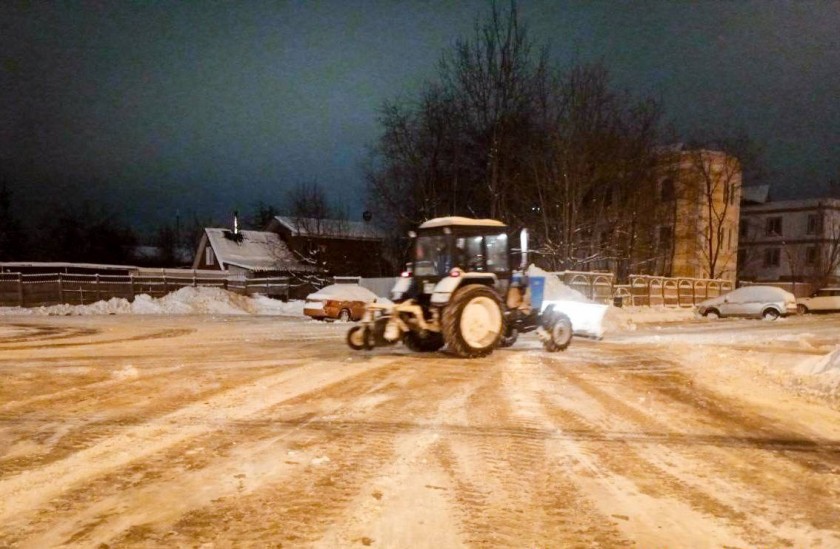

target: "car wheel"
[797,304,808,315]
[704,309,720,320]
[762,308,781,320]
[338,309,351,322]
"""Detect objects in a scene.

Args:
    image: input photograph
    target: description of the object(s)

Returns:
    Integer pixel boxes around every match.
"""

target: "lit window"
[205,247,215,266]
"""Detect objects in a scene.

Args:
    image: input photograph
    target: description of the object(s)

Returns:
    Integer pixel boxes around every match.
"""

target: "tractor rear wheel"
[402,330,445,352]
[442,285,503,358]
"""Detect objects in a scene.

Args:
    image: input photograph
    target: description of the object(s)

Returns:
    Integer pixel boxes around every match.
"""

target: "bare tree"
[684,149,741,279]
[366,2,665,275]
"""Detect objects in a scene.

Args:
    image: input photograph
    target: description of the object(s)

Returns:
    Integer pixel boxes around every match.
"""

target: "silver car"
[696,286,797,320]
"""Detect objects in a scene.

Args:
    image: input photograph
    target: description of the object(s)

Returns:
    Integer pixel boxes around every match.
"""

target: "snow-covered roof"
[272,216,385,241]
[306,283,379,302]
[204,229,316,273]
[741,185,770,204]
[419,216,507,229]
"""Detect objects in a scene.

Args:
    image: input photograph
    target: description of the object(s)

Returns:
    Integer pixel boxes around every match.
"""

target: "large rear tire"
[441,285,503,358]
[402,330,445,352]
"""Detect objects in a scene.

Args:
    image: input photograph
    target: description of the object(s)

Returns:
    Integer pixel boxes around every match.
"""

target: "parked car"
[696,286,797,320]
[796,287,840,314]
[304,284,380,322]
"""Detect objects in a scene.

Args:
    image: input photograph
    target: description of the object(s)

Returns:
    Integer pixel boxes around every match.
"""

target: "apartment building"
[739,194,840,286]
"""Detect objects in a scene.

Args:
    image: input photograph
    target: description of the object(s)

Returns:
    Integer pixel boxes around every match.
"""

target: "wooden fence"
[0,272,290,307]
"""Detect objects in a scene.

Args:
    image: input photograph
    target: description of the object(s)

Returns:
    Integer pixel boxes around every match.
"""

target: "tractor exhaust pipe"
[520,229,529,270]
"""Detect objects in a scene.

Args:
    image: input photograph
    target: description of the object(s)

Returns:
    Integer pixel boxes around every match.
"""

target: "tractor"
[346,216,573,358]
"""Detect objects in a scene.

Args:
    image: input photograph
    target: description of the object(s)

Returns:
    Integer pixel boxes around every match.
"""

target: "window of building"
[660,178,675,201]
[205,247,215,266]
[737,248,748,266]
[763,248,780,267]
[805,246,818,265]
[806,214,819,235]
[739,221,748,238]
[658,225,672,252]
[765,217,782,236]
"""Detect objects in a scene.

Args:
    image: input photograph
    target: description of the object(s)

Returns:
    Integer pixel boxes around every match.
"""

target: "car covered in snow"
[696,285,797,320]
[304,284,380,322]
[796,287,840,314]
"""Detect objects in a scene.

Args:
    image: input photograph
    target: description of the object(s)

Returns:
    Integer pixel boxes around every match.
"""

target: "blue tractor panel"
[529,276,545,311]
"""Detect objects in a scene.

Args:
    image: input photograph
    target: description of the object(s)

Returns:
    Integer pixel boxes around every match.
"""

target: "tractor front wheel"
[442,285,503,358]
[543,312,572,352]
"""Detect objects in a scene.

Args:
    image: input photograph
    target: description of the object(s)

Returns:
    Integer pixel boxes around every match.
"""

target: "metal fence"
[0,271,290,307]
[614,275,734,307]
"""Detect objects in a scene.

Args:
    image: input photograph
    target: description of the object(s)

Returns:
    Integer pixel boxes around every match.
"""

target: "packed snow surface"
[306,284,379,302]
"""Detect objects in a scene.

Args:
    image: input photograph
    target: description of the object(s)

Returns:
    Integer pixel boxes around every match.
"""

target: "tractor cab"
[393,217,525,304]
[413,217,511,279]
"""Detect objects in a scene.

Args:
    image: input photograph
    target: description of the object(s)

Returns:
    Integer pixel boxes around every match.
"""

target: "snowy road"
[1,314,839,547]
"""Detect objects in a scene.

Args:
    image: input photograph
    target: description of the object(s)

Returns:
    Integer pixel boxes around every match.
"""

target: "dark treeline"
[364,2,667,274]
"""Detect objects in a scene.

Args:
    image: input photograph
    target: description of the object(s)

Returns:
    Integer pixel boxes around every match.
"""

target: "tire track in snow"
[538,349,840,546]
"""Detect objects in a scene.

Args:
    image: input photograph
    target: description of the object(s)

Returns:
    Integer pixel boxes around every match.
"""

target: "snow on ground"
[0,286,306,317]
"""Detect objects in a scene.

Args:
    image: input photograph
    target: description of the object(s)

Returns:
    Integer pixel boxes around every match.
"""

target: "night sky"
[2,1,838,230]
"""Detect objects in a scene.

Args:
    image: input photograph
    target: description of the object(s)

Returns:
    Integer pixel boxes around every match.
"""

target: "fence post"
[95,274,101,302]
[130,273,135,301]
[163,274,168,295]
[18,273,24,307]
[57,273,64,304]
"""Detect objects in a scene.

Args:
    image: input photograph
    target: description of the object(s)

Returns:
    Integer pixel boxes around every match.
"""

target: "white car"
[796,288,840,314]
[696,286,797,320]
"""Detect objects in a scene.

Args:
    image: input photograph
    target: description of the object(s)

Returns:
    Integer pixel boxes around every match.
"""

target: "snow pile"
[795,348,840,376]
[0,286,306,317]
[527,265,591,303]
[306,284,379,302]
[604,306,697,332]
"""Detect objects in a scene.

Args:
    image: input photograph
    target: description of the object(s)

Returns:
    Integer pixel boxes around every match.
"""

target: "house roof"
[741,185,770,205]
[419,216,507,229]
[271,216,385,241]
[204,229,317,273]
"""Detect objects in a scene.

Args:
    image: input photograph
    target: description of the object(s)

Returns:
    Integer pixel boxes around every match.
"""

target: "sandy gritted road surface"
[2,315,840,547]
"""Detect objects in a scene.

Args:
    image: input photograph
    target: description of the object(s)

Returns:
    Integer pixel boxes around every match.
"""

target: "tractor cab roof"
[418,216,507,230]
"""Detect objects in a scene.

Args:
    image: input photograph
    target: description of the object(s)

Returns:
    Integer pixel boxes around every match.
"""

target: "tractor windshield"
[414,234,451,276]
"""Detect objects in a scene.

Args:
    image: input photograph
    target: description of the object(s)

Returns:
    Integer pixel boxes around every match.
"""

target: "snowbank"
[796,348,840,376]
[604,305,698,332]
[0,286,306,317]
[306,284,379,302]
